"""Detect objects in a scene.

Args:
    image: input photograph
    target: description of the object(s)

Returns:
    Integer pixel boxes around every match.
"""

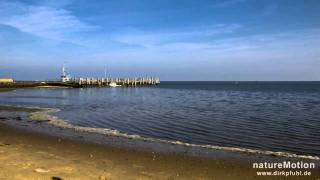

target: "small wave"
[6,96,66,100]
[4,105,320,161]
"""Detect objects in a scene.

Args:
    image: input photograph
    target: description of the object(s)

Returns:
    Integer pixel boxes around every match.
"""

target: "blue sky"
[0,0,319,80]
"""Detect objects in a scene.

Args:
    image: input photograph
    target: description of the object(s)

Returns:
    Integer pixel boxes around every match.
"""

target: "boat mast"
[104,66,107,78]
[62,64,66,77]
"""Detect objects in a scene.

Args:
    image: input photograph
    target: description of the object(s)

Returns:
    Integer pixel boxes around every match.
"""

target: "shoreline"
[1,121,320,179]
[0,88,16,92]
[2,105,319,160]
[0,105,320,179]
[0,123,220,179]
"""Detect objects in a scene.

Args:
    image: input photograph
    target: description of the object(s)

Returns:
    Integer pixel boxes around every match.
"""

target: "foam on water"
[25,106,319,161]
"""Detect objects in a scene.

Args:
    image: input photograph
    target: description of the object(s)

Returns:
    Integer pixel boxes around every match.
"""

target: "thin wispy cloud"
[113,24,242,48]
[91,28,320,71]
[213,0,247,8]
[111,27,320,55]
[0,1,97,42]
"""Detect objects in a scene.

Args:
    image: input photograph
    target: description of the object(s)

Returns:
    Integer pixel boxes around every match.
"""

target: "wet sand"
[0,88,16,92]
[0,123,248,180]
[0,106,319,179]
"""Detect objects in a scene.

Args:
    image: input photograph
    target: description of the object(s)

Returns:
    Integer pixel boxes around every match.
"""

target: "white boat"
[109,82,122,87]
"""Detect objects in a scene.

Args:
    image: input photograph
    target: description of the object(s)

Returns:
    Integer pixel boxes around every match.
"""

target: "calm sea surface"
[1,81,320,156]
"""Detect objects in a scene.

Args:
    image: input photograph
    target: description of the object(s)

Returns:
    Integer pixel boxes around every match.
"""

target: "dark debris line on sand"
[52,176,62,180]
[0,88,16,92]
[0,116,8,120]
[0,142,11,146]
[0,105,40,112]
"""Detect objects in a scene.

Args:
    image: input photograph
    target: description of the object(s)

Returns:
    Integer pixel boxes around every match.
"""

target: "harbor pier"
[47,77,160,87]
[0,65,160,89]
[0,77,160,89]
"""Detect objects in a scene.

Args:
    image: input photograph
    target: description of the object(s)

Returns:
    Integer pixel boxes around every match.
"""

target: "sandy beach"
[0,105,319,179]
[0,123,251,180]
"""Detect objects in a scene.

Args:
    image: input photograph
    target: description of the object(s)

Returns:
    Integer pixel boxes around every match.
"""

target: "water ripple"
[1,82,320,157]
